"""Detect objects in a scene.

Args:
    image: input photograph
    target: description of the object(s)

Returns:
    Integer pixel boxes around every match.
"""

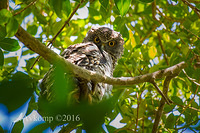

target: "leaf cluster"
[0,0,200,132]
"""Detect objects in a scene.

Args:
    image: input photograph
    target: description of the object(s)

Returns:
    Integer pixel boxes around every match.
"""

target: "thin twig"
[176,119,200,130]
[151,81,172,105]
[182,69,200,86]
[156,7,184,22]
[31,0,85,69]
[13,0,37,16]
[181,25,200,40]
[157,33,169,66]
[140,24,157,44]
[181,0,200,18]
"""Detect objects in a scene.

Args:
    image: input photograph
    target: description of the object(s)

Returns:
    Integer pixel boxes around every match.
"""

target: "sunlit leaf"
[148,46,157,59]
[6,17,19,37]
[0,9,12,25]
[15,0,23,5]
[114,0,131,16]
[163,33,170,42]
[50,0,63,18]
[0,38,20,52]
[63,0,71,17]
[33,9,47,25]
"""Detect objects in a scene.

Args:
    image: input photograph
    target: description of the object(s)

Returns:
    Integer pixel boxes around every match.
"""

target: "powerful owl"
[39,27,124,104]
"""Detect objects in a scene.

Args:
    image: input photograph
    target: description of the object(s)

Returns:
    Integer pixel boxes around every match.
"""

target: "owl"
[39,27,124,103]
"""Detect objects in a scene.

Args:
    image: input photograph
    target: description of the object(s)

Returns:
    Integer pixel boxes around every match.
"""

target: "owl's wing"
[39,42,106,102]
[61,42,104,70]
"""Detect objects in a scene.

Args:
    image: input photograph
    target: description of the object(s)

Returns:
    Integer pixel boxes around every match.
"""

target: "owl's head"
[83,27,124,59]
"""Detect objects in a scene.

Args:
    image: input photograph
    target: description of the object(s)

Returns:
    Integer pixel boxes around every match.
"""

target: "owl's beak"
[100,43,105,51]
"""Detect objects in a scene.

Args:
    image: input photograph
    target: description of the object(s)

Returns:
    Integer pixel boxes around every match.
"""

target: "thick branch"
[15,26,187,86]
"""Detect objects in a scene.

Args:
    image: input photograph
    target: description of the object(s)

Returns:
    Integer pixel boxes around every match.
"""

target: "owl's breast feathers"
[40,42,113,103]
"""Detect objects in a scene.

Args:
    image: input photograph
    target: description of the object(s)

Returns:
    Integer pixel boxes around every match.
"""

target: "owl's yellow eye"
[109,41,115,47]
[94,36,100,43]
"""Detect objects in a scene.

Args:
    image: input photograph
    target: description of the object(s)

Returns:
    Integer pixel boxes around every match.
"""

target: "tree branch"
[15,25,187,96]
[30,0,85,69]
[181,0,200,18]
[151,81,172,105]
[152,76,174,133]
[13,0,37,16]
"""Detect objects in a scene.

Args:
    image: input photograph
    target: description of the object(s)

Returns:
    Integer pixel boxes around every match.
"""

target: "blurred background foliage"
[0,0,200,132]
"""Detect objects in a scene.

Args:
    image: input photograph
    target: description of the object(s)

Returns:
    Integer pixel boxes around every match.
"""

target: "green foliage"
[11,120,24,133]
[0,48,4,69]
[0,9,12,25]
[49,0,71,18]
[0,0,200,132]
[114,0,132,16]
[0,38,20,52]
[0,25,7,40]
[0,72,36,112]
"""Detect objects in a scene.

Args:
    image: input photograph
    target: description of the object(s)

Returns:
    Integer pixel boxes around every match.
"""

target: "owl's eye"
[94,36,100,43]
[109,41,115,47]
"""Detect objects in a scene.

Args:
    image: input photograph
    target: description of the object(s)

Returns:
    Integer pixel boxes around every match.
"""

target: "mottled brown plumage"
[40,27,124,103]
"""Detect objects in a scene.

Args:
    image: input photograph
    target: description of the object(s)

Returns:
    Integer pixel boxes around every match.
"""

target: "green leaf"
[0,49,4,69]
[114,0,131,16]
[99,0,109,10]
[0,9,12,25]
[63,0,71,17]
[11,120,24,133]
[6,17,19,37]
[0,25,7,41]
[171,96,183,105]
[0,72,35,112]
[105,125,117,132]
[29,123,49,133]
[26,96,38,116]
[148,46,157,59]
[50,0,63,18]
[33,9,47,25]
[113,17,129,41]
[4,57,18,69]
[137,0,154,3]
[0,38,20,52]
[165,113,175,129]
[27,25,38,35]
[164,104,175,113]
